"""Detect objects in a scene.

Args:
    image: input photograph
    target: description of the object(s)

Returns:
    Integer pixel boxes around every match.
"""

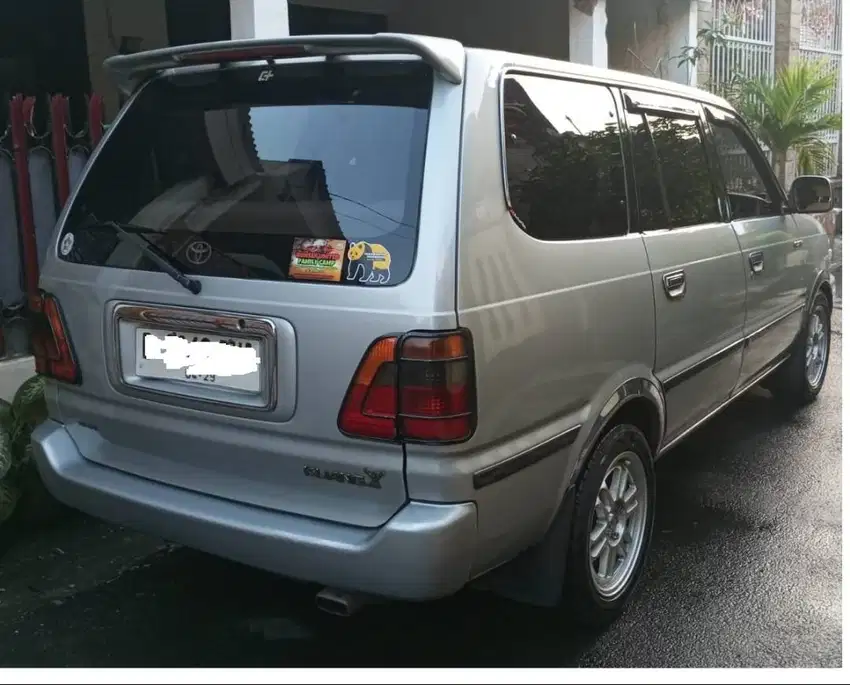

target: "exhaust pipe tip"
[315,588,367,617]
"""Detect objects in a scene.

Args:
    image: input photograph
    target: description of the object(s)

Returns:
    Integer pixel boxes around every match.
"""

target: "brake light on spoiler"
[102,33,465,96]
[178,45,310,65]
[338,330,477,444]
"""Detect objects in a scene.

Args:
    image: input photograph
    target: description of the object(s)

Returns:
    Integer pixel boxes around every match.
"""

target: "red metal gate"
[0,94,105,360]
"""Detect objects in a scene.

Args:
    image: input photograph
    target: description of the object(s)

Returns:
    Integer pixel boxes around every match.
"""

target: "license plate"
[134,327,263,393]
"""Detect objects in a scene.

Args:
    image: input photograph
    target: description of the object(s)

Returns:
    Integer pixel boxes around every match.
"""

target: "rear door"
[41,58,461,528]
[622,91,747,442]
[832,179,842,269]
[704,106,806,386]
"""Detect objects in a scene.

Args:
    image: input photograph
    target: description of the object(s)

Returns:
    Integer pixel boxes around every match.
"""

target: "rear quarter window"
[501,74,629,241]
[59,60,433,287]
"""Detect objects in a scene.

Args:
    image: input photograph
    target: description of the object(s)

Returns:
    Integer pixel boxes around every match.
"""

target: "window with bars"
[707,0,842,177]
[709,0,776,94]
[799,0,842,176]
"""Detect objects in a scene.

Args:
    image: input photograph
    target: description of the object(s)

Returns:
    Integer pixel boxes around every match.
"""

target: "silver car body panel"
[32,38,831,601]
[34,418,477,600]
[37,56,464,530]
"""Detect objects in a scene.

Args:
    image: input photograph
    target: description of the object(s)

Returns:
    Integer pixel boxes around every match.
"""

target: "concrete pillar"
[686,0,699,85]
[775,0,802,71]
[230,0,290,39]
[695,0,714,87]
[570,0,608,68]
[775,0,803,184]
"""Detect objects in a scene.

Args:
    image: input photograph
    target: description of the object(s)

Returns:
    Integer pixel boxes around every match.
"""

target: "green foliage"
[0,403,11,481]
[0,482,18,524]
[672,14,742,83]
[737,60,841,165]
[674,23,729,70]
[12,375,47,432]
[731,60,841,183]
[677,16,840,184]
[0,375,48,524]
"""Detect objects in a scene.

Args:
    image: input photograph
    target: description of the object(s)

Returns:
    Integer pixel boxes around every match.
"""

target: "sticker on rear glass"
[346,241,392,285]
[59,233,74,257]
[288,238,347,282]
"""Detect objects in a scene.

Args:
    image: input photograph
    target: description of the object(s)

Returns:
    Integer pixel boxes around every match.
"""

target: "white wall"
[230,0,290,38]
[570,0,608,67]
[0,358,35,402]
[392,0,572,60]
[607,0,695,84]
[285,0,572,61]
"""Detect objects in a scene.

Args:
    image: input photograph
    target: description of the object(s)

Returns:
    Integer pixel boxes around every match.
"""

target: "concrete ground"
[0,356,34,403]
[0,307,842,668]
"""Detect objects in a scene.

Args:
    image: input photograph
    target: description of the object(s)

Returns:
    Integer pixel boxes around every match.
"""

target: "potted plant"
[0,375,66,530]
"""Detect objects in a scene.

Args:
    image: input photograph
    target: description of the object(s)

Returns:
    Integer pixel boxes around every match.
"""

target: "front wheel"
[560,423,655,628]
[767,291,831,407]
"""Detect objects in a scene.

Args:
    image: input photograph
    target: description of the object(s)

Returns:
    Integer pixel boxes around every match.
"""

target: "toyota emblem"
[185,240,212,265]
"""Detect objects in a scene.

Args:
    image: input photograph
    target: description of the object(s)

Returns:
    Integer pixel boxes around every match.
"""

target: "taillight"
[338,330,476,444]
[339,336,398,440]
[30,292,80,385]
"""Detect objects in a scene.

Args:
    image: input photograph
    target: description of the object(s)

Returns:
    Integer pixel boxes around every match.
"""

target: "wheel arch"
[809,268,834,314]
[472,374,665,608]
[570,376,666,487]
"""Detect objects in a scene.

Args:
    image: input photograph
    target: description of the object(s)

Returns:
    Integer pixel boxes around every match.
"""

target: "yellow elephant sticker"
[346,241,392,285]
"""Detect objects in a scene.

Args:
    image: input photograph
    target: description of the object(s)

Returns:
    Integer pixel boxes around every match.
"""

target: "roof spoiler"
[103,33,465,95]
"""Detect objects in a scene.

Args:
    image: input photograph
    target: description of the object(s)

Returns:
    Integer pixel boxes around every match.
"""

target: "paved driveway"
[0,310,842,667]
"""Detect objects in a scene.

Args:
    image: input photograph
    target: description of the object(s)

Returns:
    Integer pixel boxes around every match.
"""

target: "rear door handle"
[793,239,804,248]
[749,251,765,274]
[662,270,686,299]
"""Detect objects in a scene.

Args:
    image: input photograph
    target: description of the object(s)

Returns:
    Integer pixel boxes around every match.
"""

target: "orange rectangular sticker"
[289,238,347,282]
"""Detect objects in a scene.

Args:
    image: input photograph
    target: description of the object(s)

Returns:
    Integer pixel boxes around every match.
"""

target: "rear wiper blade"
[99,220,202,295]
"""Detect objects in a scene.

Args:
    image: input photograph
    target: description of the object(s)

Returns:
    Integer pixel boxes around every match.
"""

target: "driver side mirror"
[790,175,834,214]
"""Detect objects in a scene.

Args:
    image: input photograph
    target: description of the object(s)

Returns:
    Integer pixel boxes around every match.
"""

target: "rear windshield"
[59,60,432,287]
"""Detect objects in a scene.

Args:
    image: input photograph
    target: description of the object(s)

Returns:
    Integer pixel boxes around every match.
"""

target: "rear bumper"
[32,420,478,601]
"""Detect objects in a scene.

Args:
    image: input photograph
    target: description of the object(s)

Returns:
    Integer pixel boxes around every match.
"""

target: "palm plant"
[736,59,842,187]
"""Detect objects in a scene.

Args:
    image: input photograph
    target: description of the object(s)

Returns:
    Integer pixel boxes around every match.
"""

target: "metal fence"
[799,0,842,176]
[708,1,777,176]
[0,94,105,361]
[708,0,842,179]
[710,0,776,92]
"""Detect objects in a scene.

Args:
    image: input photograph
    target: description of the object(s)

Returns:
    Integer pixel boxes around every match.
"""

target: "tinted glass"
[503,75,628,241]
[710,118,783,219]
[59,61,432,287]
[646,115,720,228]
[627,113,668,232]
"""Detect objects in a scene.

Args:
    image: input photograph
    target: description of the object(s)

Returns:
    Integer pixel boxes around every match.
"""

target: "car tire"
[560,423,655,629]
[767,291,831,408]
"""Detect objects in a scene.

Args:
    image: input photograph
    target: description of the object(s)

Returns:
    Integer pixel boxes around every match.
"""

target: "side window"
[628,110,721,230]
[708,114,784,219]
[627,114,668,232]
[502,75,628,241]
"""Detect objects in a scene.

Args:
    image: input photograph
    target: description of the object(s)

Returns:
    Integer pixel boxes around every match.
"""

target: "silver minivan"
[32,34,835,627]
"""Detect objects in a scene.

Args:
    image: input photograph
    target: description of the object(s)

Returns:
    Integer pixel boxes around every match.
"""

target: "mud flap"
[470,485,576,608]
